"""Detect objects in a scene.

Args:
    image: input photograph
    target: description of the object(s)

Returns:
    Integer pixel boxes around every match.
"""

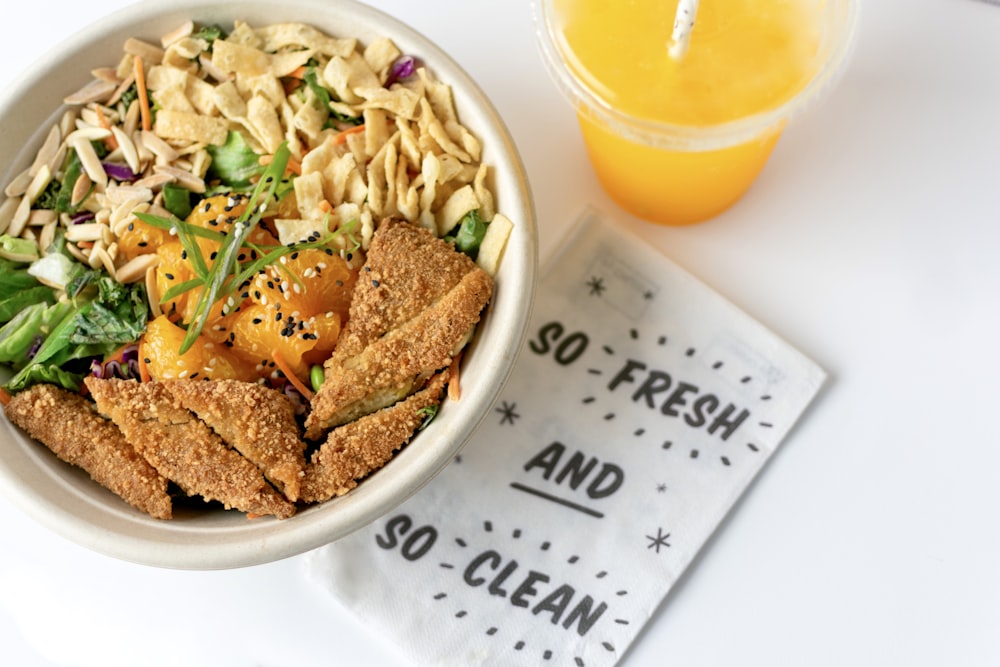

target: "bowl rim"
[0,0,538,569]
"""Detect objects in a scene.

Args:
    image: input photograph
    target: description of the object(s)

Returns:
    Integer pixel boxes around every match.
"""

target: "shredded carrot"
[0,387,11,407]
[76,241,95,249]
[318,199,333,214]
[287,65,308,79]
[94,106,119,151]
[447,353,462,402]
[102,344,133,367]
[332,124,366,145]
[259,153,302,176]
[272,350,315,400]
[133,55,151,132]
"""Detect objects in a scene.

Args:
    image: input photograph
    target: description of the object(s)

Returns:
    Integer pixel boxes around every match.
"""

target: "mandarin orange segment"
[140,315,257,382]
[186,193,249,231]
[302,311,342,366]
[249,248,358,318]
[154,242,195,319]
[228,303,316,382]
[118,218,173,261]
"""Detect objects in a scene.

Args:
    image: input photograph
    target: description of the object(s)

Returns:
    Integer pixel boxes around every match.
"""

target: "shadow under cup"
[535,0,860,226]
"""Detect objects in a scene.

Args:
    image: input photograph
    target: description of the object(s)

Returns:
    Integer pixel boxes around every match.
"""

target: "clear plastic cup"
[533,0,860,226]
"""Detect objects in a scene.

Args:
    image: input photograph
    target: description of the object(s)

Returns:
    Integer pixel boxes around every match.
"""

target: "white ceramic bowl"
[0,0,536,569]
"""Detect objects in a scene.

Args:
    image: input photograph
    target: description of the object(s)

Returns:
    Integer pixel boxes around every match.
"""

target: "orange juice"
[539,0,856,225]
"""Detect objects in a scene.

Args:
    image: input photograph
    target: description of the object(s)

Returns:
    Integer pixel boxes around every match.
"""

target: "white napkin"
[304,207,827,666]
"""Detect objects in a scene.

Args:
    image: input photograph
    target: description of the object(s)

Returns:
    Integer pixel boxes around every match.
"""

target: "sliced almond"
[64,78,117,106]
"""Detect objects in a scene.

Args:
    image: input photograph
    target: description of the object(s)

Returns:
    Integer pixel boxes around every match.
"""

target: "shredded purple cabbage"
[90,344,142,380]
[120,344,139,364]
[282,382,308,415]
[385,55,417,87]
[27,335,44,360]
[70,211,96,225]
[102,161,139,183]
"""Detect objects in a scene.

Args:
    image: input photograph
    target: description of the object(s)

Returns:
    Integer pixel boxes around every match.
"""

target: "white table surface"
[2,1,999,665]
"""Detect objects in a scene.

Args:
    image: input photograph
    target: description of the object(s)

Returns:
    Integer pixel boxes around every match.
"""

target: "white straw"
[668,0,700,60]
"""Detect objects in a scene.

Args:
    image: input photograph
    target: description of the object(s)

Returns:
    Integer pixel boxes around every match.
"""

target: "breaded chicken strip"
[300,370,448,503]
[85,378,295,519]
[5,383,172,519]
[165,380,306,502]
[305,219,493,439]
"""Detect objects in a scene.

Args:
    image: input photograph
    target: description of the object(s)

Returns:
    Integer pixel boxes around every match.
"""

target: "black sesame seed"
[165,272,175,280]
[335,280,343,287]
[252,318,262,324]
[137,241,148,247]
[372,279,380,287]
[127,222,135,231]
[181,250,188,260]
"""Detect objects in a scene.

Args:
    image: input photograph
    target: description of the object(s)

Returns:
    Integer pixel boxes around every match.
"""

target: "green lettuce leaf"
[0,286,55,324]
[4,363,85,393]
[446,209,489,260]
[206,131,263,188]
